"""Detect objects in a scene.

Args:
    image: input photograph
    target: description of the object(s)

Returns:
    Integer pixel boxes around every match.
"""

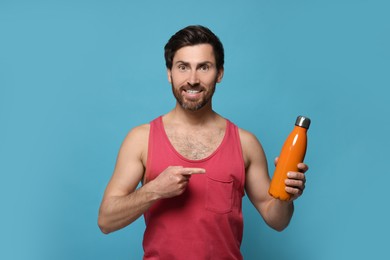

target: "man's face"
[168,44,224,111]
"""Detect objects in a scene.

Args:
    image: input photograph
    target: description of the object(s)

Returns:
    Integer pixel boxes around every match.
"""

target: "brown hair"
[164,25,224,70]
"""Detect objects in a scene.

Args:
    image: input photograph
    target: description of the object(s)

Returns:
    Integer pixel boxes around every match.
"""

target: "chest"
[165,128,225,160]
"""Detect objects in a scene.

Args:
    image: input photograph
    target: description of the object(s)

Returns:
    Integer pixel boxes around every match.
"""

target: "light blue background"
[1,0,389,259]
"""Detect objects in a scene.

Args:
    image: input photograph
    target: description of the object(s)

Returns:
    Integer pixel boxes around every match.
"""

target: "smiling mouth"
[185,89,201,94]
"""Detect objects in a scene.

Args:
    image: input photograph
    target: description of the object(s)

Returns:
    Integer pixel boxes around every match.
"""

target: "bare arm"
[98,124,151,234]
[98,124,205,234]
[240,129,307,231]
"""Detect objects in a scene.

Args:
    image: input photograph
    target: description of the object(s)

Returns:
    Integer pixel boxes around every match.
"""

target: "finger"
[285,186,303,197]
[180,175,191,182]
[285,178,305,188]
[180,168,206,175]
[287,171,304,179]
[274,157,279,166]
[297,163,309,173]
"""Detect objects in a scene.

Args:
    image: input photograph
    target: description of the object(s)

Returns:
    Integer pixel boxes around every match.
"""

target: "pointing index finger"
[181,168,206,175]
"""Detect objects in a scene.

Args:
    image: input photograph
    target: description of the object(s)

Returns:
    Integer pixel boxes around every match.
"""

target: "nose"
[188,70,200,86]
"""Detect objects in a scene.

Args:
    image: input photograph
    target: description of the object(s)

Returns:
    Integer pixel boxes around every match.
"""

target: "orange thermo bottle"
[268,116,311,201]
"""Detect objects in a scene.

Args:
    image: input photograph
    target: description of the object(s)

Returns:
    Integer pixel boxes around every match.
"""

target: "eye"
[199,64,210,72]
[178,64,187,71]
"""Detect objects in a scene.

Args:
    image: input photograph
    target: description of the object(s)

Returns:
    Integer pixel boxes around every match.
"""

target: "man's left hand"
[284,163,309,200]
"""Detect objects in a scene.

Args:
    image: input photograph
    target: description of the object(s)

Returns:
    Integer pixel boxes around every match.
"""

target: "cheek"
[170,73,188,85]
[205,75,219,85]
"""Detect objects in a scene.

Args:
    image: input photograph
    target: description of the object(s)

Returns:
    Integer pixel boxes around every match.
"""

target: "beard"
[171,82,216,111]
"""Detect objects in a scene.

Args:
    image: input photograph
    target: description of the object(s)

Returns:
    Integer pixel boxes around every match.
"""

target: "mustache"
[187,82,200,88]
[181,82,205,90]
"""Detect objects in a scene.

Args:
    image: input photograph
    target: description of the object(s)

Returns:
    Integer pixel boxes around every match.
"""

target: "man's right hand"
[148,166,206,199]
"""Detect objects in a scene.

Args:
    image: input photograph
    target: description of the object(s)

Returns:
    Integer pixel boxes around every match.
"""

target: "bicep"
[103,125,149,198]
[240,130,272,215]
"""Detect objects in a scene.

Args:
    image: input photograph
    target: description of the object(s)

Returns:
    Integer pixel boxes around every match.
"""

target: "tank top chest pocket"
[205,176,234,214]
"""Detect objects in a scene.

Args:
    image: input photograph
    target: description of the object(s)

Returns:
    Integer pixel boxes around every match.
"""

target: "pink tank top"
[143,116,245,260]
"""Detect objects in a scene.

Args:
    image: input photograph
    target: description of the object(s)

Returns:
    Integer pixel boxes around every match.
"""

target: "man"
[98,25,308,259]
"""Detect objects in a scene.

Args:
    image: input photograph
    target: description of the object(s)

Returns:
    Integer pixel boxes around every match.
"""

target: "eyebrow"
[174,61,214,67]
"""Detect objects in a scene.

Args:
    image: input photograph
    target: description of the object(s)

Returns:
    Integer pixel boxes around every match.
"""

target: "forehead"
[173,44,216,63]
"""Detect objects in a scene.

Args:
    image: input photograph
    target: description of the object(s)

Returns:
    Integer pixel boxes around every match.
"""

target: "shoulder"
[237,127,266,168]
[238,127,262,151]
[238,127,258,144]
[128,123,150,138]
[123,123,150,145]
[119,123,150,164]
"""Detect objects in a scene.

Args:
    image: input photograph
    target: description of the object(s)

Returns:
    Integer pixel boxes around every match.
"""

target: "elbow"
[272,223,289,232]
[265,216,291,232]
[98,201,115,234]
[98,222,112,235]
[266,199,294,232]
[99,225,111,235]
[98,215,112,235]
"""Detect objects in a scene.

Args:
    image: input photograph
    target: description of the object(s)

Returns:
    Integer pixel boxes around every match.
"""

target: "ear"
[216,67,224,83]
[167,68,172,83]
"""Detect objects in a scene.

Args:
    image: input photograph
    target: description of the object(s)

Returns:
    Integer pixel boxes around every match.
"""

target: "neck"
[167,102,218,127]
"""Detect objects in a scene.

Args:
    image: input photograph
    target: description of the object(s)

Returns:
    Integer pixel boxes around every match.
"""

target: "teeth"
[186,89,200,94]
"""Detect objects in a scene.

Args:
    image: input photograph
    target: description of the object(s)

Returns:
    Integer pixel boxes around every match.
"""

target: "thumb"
[274,157,279,166]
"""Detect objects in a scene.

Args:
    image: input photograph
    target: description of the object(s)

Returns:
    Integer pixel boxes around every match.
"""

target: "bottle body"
[268,117,310,201]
